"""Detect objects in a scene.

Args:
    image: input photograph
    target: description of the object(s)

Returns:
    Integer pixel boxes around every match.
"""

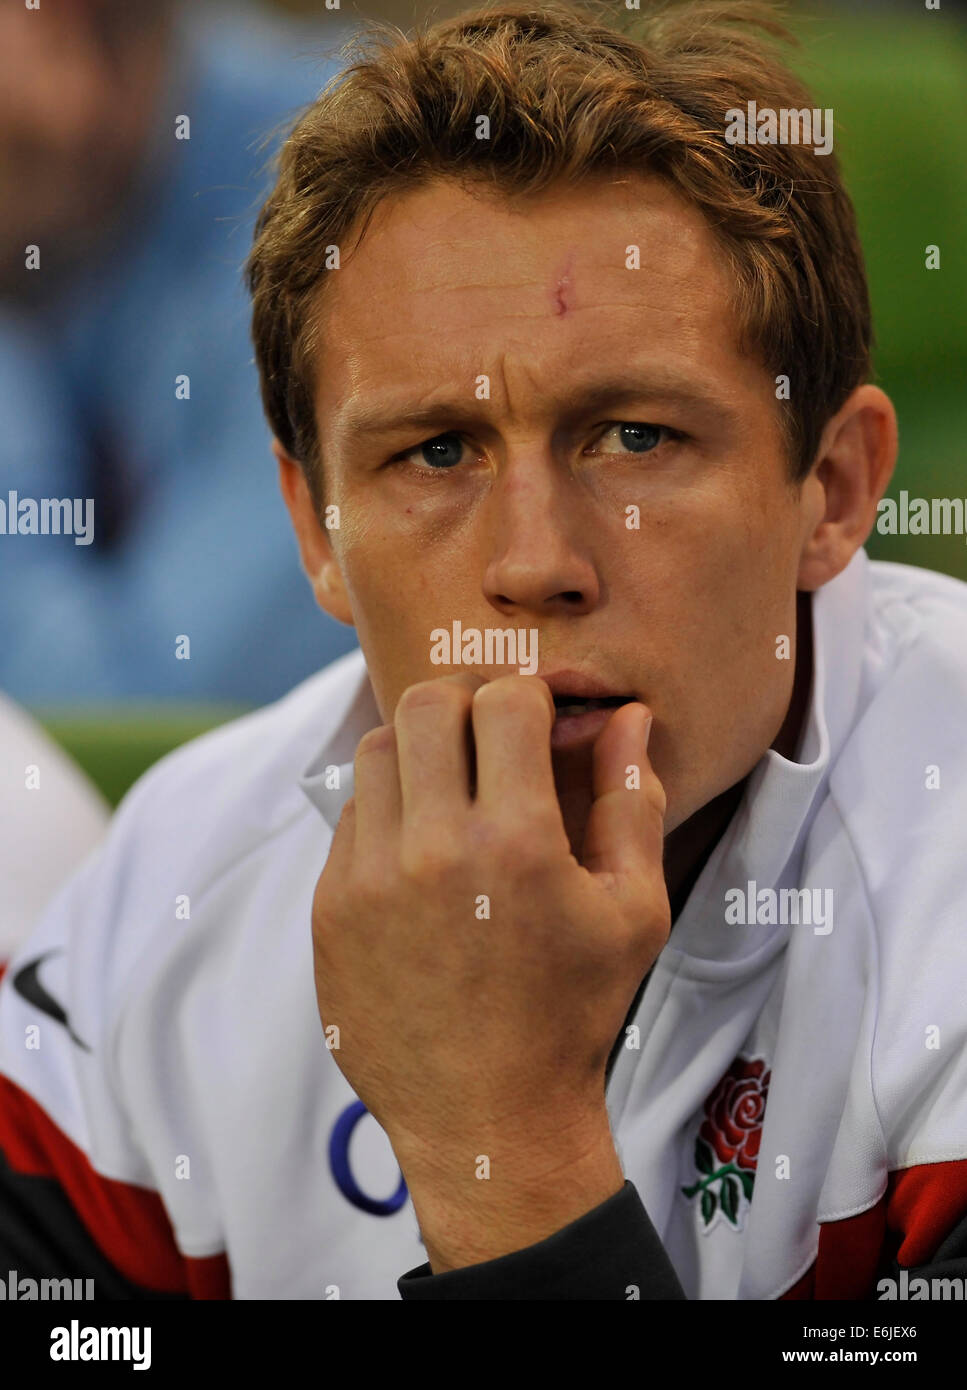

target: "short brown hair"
[246,0,873,498]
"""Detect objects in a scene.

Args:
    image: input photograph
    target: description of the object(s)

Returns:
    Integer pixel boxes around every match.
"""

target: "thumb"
[581,702,666,888]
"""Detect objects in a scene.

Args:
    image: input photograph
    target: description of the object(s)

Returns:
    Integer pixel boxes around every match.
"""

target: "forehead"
[311,172,742,434]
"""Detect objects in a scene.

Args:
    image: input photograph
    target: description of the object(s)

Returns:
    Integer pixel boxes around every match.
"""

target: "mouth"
[541,675,640,750]
[551,693,636,719]
[543,670,638,716]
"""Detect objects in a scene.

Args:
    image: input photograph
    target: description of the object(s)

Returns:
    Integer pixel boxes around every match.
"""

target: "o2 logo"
[329,1100,408,1215]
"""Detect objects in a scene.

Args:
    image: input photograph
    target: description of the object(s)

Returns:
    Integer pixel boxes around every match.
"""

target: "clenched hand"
[311,672,671,1271]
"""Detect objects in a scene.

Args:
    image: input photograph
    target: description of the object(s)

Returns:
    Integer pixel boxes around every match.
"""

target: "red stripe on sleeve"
[887,1159,967,1268]
[780,1158,967,1300]
[0,1073,230,1298]
[808,1197,888,1300]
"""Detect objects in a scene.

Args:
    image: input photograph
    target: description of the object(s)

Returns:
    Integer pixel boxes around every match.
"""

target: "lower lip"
[551,704,627,750]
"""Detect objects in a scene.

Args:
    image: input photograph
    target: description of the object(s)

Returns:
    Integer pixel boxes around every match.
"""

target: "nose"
[481,452,600,619]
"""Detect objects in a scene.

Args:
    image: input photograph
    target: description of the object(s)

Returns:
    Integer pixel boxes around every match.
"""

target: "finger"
[352,724,402,853]
[581,703,666,884]
[471,675,559,817]
[393,673,487,825]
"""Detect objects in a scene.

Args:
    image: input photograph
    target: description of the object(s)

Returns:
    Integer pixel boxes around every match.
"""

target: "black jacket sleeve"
[874,1207,967,1297]
[396,1179,686,1300]
[0,1147,188,1300]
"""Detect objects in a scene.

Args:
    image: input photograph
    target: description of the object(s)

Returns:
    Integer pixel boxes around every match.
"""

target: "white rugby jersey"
[0,693,108,962]
[2,548,967,1300]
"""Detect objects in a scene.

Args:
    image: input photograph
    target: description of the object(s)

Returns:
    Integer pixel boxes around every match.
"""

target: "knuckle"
[464,812,512,854]
[399,836,464,883]
[355,725,396,761]
[349,868,392,913]
[474,674,551,721]
[464,815,502,855]
[499,825,555,875]
[395,679,470,721]
[439,672,488,696]
[465,810,562,871]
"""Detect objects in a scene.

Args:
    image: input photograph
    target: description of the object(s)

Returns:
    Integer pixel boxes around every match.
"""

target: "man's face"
[305,173,819,838]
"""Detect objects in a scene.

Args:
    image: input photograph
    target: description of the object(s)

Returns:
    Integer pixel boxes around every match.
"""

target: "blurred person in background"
[0,0,358,706]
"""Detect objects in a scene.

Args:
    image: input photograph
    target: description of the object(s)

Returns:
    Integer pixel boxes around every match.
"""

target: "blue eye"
[596,423,666,454]
[404,433,465,469]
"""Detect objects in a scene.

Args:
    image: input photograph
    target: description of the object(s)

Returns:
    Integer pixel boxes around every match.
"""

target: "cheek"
[662,526,797,713]
[615,476,793,643]
[343,547,419,635]
[339,539,463,682]
[663,468,799,617]
[620,490,800,811]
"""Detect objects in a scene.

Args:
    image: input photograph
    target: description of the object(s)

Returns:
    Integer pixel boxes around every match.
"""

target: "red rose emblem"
[682,1055,771,1229]
[699,1056,770,1172]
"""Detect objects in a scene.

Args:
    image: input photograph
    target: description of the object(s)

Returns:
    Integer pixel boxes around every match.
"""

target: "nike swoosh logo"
[11,951,91,1052]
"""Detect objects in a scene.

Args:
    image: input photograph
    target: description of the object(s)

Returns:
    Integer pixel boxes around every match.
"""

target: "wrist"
[398,1118,625,1274]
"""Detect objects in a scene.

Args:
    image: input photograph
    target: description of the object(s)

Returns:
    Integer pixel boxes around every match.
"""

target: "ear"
[796,384,898,592]
[273,439,355,626]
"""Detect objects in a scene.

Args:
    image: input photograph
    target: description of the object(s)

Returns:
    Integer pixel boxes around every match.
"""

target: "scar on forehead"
[550,252,576,317]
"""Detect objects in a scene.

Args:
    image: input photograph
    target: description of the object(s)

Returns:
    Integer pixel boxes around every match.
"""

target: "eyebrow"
[339,372,738,442]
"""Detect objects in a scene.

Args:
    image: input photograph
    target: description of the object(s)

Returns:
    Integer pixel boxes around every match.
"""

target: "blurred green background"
[36,0,967,807]
[785,2,966,581]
